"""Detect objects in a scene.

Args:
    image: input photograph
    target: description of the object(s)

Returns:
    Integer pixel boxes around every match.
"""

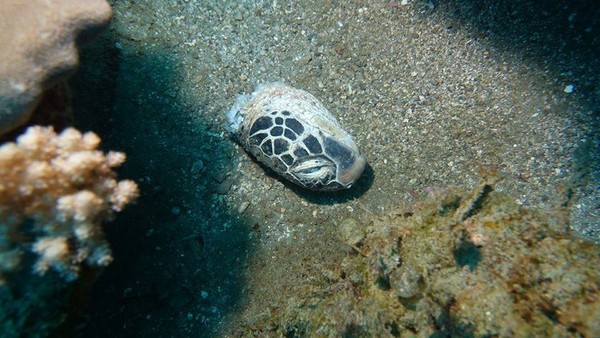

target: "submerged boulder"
[230,178,600,337]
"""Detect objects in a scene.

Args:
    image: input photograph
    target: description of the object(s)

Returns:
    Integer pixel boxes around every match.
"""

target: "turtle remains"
[226,82,366,191]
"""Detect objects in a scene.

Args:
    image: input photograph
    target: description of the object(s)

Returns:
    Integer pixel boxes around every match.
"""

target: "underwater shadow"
[436,0,599,122]
[432,0,600,238]
[69,30,252,337]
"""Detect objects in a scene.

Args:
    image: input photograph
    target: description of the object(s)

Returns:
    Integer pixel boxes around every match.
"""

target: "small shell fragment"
[226,82,366,191]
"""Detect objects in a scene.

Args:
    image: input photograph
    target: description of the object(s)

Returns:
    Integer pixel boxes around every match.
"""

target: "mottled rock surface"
[0,0,112,135]
[227,180,600,337]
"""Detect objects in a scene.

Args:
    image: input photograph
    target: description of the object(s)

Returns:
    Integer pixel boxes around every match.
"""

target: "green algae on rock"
[230,180,600,337]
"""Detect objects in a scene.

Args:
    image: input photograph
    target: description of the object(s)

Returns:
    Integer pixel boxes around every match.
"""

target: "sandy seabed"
[71,1,599,336]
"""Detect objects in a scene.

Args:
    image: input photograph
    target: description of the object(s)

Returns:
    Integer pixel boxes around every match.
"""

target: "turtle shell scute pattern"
[245,110,354,190]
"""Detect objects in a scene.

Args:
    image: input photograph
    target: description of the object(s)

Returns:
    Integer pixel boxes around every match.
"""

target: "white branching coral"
[0,126,139,282]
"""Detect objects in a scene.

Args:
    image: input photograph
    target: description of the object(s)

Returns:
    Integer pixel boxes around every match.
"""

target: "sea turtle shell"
[227,82,366,191]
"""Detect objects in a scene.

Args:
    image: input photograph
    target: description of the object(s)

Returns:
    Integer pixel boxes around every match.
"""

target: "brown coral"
[0,0,112,135]
[0,126,138,281]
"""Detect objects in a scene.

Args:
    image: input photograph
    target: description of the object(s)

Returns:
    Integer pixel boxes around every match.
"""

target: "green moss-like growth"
[233,179,600,337]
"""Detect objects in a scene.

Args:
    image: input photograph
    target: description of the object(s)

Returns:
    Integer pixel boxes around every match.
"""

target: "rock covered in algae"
[230,179,600,337]
[226,82,366,191]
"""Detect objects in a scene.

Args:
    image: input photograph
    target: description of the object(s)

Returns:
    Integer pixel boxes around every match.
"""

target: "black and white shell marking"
[227,82,366,191]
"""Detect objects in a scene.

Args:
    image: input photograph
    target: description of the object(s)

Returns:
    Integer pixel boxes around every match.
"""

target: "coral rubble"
[231,180,600,337]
